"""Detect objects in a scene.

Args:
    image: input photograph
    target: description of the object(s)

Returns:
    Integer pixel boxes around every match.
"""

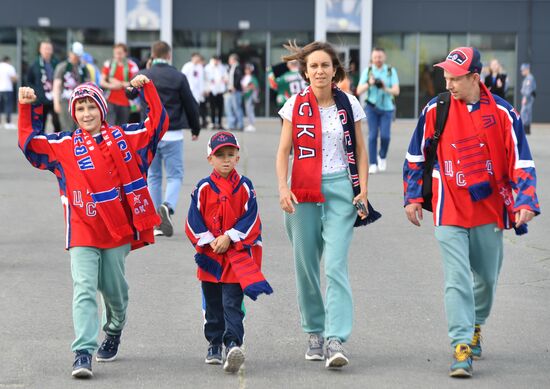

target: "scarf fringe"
[468,182,493,202]
[243,280,273,301]
[354,202,382,227]
[195,253,222,280]
[292,189,325,203]
[133,214,161,232]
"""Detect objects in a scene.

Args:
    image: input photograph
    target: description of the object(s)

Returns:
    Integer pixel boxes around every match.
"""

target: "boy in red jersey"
[185,131,272,373]
[18,75,169,378]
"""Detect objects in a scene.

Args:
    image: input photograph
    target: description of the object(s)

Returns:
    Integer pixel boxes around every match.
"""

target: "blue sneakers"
[470,325,482,360]
[72,350,93,378]
[449,344,473,378]
[223,341,245,373]
[205,344,223,365]
[96,333,121,362]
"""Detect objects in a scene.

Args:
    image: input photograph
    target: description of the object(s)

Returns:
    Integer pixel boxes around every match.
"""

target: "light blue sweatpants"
[434,224,503,347]
[285,171,357,342]
[69,244,131,353]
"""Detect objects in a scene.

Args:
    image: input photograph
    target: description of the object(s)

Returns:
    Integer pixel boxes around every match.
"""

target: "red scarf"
[291,86,324,202]
[443,82,525,233]
[196,169,272,300]
[74,125,160,240]
[291,85,382,227]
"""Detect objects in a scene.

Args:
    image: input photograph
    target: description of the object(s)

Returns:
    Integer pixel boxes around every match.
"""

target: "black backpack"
[421,91,451,212]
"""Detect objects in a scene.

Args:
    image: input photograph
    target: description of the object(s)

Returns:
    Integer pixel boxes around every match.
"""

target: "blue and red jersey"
[404,94,539,228]
[186,172,262,283]
[18,82,169,249]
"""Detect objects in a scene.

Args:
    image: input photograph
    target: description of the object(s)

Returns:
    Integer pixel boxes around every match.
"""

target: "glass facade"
[374,32,517,118]
[172,31,218,71]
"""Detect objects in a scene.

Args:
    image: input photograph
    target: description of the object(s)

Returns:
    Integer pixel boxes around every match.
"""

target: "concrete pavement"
[1,118,549,388]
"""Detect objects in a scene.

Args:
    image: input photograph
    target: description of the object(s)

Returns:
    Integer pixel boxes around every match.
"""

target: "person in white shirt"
[204,55,227,129]
[0,56,18,129]
[182,53,207,128]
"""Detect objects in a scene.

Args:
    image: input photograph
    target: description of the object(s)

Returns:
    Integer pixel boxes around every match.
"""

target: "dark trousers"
[199,101,208,128]
[107,102,130,126]
[42,102,61,133]
[208,93,224,127]
[202,281,244,347]
[0,91,14,123]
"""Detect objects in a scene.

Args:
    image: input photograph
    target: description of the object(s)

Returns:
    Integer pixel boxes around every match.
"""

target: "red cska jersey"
[18,82,169,250]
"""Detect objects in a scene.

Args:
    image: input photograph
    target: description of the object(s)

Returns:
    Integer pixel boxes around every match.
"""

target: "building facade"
[0,0,548,120]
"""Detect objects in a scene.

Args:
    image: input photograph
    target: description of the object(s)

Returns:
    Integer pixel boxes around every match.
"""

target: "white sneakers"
[377,156,387,172]
[370,157,388,174]
[244,125,256,132]
[369,164,378,174]
[3,123,16,130]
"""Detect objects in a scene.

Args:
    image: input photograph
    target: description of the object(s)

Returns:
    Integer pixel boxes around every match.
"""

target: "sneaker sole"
[305,353,324,361]
[72,367,93,378]
[325,353,349,368]
[205,357,223,365]
[471,355,482,361]
[223,348,245,373]
[159,205,174,237]
[96,353,118,362]
[449,368,473,378]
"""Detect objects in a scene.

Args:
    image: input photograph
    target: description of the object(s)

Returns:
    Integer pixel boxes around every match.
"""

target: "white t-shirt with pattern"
[278,92,366,174]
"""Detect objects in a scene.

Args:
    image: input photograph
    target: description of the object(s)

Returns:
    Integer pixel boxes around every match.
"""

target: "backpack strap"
[427,91,451,166]
[421,91,450,211]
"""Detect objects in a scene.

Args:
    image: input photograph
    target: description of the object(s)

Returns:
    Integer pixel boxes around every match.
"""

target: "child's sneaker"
[72,350,93,378]
[223,341,245,373]
[158,203,174,237]
[96,333,121,362]
[305,333,324,361]
[324,338,349,368]
[470,325,482,360]
[449,344,473,378]
[205,344,223,365]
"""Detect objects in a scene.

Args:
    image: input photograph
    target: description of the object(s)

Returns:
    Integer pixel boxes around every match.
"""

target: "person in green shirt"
[268,60,307,110]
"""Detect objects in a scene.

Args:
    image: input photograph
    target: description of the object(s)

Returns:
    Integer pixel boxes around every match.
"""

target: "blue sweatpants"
[284,171,356,342]
[434,224,503,347]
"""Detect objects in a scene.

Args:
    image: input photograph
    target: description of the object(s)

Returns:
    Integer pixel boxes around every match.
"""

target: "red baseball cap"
[434,47,482,76]
[207,131,240,156]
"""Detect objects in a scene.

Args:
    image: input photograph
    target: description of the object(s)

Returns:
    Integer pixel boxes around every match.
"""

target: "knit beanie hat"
[69,82,109,123]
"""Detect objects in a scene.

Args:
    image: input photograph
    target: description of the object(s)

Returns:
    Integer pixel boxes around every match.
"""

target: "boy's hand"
[211,235,231,254]
[19,87,37,104]
[130,75,150,88]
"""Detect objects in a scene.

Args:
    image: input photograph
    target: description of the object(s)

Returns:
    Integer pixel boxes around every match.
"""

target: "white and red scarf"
[73,124,160,240]
[291,85,381,227]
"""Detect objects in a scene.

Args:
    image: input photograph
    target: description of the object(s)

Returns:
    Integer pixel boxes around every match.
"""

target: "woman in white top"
[276,41,378,369]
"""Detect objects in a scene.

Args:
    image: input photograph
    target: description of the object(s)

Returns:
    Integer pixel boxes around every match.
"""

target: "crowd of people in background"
[0,39,538,140]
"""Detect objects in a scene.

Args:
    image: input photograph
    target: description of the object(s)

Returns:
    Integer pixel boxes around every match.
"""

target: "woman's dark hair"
[282,41,346,83]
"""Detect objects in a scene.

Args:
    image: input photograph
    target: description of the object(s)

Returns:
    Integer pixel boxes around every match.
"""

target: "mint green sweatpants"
[69,244,131,353]
[434,224,503,347]
[285,171,356,342]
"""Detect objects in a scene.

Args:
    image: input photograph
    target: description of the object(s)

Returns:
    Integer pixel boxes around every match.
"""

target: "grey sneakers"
[325,338,349,368]
[305,333,324,361]
[223,341,245,373]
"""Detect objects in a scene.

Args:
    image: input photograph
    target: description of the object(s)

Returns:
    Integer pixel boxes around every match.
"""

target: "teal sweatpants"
[285,171,356,342]
[434,224,503,347]
[69,244,131,353]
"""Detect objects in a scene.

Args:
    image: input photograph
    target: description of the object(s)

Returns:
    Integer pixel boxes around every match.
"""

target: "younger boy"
[185,131,272,373]
[18,75,169,378]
